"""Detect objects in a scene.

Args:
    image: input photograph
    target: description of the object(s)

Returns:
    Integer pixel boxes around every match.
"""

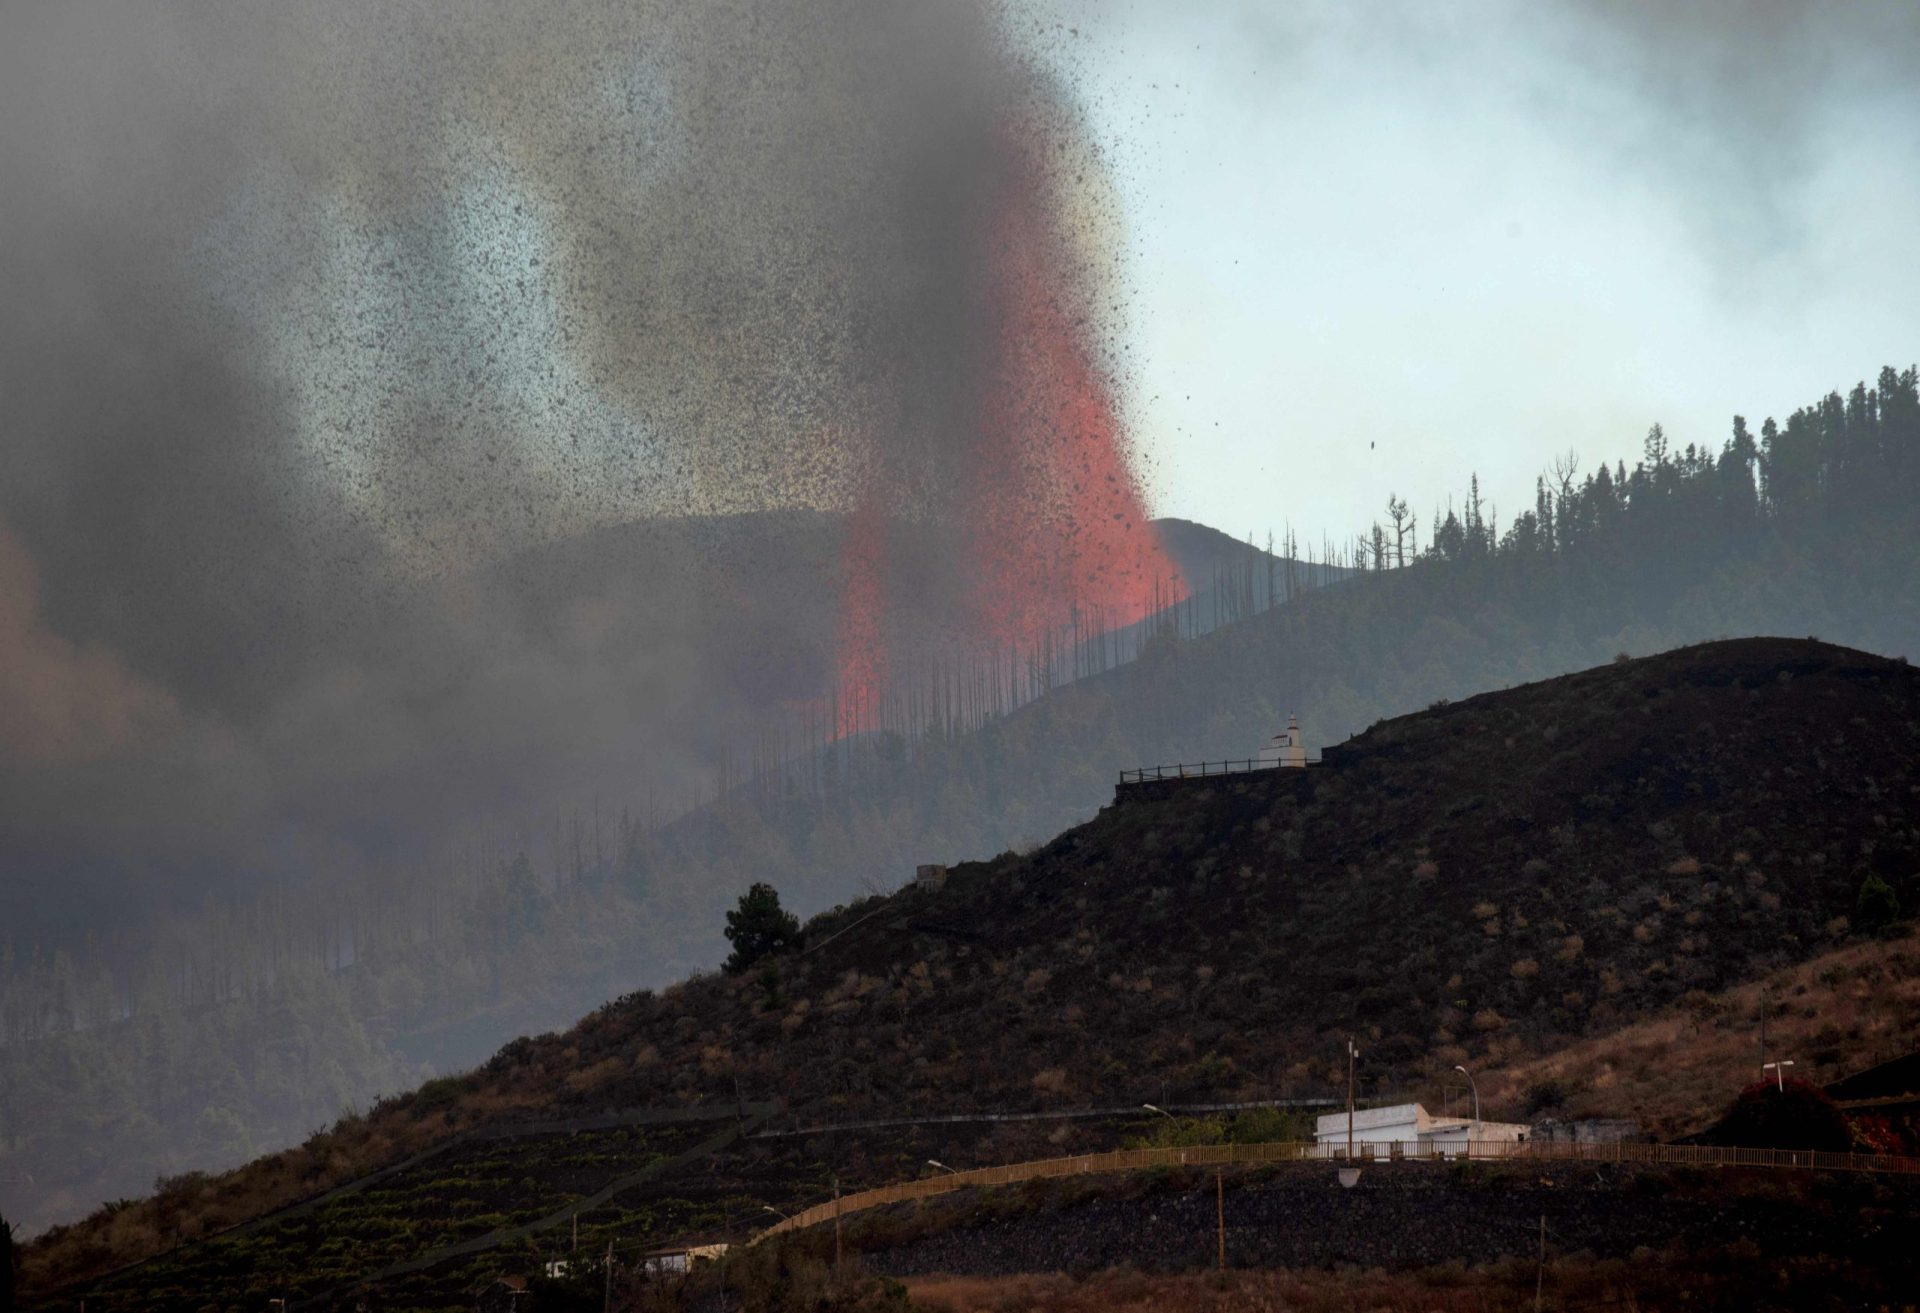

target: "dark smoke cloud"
[0,1,1152,937]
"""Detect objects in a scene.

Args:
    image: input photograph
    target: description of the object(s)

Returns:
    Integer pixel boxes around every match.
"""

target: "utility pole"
[1346,1036,1360,1159]
[1215,1171,1226,1272]
[1533,1214,1546,1312]
[833,1175,843,1270]
[603,1239,613,1313]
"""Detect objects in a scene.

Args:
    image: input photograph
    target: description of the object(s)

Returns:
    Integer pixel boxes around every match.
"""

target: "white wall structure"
[1259,715,1309,769]
[639,1243,731,1276]
[1313,1103,1531,1158]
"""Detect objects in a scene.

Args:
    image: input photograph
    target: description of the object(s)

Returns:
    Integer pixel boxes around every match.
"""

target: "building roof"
[1314,1103,1532,1139]
[1421,1119,1531,1138]
[1826,1050,1920,1104]
[1315,1103,1435,1136]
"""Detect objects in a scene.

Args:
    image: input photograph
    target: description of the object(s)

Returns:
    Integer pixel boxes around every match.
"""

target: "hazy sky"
[1029,0,1920,546]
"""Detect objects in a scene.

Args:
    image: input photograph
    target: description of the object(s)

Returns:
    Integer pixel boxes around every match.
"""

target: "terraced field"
[49,1107,1190,1311]
[71,1117,755,1311]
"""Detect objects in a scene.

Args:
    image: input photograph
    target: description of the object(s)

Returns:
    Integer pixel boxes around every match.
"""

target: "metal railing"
[753,1137,1920,1242]
[1118,758,1316,785]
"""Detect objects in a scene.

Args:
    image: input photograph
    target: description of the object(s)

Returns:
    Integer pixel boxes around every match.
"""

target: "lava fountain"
[831,107,1186,737]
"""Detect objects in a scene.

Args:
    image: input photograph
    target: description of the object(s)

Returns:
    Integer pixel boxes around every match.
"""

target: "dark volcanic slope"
[562,637,1918,1117]
[26,639,1920,1302]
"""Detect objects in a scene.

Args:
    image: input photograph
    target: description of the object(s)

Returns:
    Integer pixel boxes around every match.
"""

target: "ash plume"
[0,1,1177,936]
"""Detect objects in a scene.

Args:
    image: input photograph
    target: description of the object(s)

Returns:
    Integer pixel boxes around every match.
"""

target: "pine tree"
[1644,422,1669,470]
[724,883,801,974]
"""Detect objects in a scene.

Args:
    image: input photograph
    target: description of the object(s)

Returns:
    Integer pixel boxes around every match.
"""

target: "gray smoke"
[0,0,1109,936]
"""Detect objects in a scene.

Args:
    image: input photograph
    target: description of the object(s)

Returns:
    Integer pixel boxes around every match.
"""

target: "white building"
[639,1243,731,1276]
[1313,1103,1531,1158]
[1259,715,1309,769]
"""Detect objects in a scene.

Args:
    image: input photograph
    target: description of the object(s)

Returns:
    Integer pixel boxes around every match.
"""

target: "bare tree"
[1386,495,1415,567]
[1549,449,1580,502]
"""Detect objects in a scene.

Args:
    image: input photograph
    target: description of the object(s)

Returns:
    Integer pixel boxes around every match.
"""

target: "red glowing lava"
[829,112,1187,737]
[969,117,1182,647]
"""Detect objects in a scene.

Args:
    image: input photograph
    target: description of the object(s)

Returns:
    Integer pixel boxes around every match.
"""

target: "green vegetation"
[725,884,802,975]
[1858,872,1900,931]
[1124,1108,1312,1151]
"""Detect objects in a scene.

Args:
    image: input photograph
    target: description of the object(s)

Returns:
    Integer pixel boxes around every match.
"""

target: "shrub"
[1224,1107,1312,1143]
[1127,1115,1226,1150]
[1711,1077,1852,1151]
[1524,1079,1569,1116]
[1856,874,1899,932]
[1030,1067,1071,1096]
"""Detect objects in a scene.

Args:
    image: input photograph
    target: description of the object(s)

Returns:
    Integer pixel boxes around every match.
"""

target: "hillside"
[1481,925,1920,1138]
[23,637,1919,1308]
[0,509,1339,1239]
[7,366,1916,1243]
[602,637,1919,1116]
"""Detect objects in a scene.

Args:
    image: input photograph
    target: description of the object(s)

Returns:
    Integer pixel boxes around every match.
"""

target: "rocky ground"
[851,1161,1917,1283]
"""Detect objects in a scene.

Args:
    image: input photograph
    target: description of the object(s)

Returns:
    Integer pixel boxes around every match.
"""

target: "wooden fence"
[754,1137,1920,1242]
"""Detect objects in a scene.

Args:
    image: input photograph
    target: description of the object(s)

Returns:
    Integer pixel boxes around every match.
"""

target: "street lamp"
[761,1204,793,1223]
[1453,1064,1480,1128]
[1763,1059,1795,1092]
[926,1159,958,1176]
[1142,1103,1174,1119]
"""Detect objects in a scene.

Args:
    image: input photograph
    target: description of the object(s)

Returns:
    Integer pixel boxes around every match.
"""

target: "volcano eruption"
[831,109,1184,735]
[0,0,1183,929]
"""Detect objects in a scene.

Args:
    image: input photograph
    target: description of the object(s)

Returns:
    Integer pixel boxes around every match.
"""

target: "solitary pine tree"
[2,1210,13,1313]
[724,883,800,974]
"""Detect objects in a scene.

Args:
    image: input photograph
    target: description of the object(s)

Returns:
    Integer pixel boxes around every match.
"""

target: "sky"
[1027,0,1920,546]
